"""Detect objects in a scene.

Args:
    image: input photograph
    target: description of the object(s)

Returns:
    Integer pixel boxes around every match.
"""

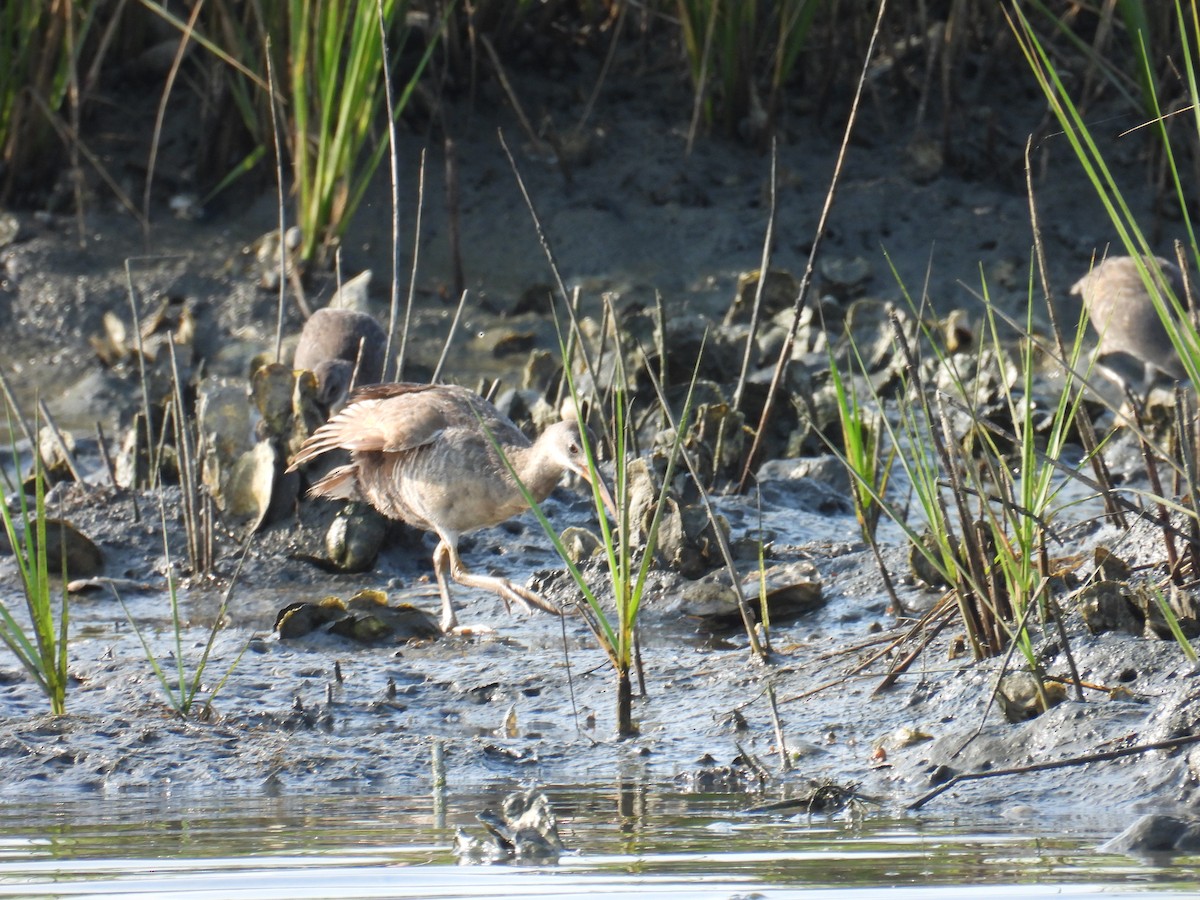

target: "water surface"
[0,783,1195,899]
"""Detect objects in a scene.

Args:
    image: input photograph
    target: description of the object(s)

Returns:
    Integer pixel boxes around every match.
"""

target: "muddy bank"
[0,60,1197,837]
[0,466,1196,835]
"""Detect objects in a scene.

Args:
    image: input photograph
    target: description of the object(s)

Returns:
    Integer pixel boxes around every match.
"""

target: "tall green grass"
[0,0,99,204]
[0,410,69,715]
[141,0,441,267]
[1011,0,1200,661]
[677,0,820,140]
[112,500,249,719]
[491,311,697,737]
[821,262,1095,667]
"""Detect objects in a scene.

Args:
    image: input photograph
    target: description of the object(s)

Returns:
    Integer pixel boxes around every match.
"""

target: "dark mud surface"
[1,57,1198,835]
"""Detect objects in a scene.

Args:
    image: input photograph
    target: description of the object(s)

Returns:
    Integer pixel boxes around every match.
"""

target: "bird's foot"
[501,581,562,617]
[446,623,498,637]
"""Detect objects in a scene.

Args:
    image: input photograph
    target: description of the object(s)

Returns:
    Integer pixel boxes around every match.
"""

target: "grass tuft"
[0,405,70,716]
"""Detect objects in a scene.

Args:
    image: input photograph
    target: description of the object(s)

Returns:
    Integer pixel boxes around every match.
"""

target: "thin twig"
[1024,135,1124,528]
[143,0,203,236]
[30,91,145,229]
[444,137,464,304]
[630,318,766,661]
[733,136,777,414]
[431,290,469,384]
[909,733,1200,810]
[264,37,289,363]
[94,422,117,489]
[738,0,889,491]
[577,1,626,132]
[766,682,791,773]
[684,1,718,157]
[377,0,403,381]
[35,401,85,487]
[0,368,41,470]
[124,260,156,486]
[396,148,426,381]
[498,130,608,439]
[479,34,546,152]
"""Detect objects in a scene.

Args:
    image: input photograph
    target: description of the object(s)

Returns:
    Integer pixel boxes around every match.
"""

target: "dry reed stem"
[738,0,889,492]
[143,0,202,236]
[732,136,777,414]
[35,400,84,487]
[910,734,1200,812]
[1023,135,1125,528]
[396,148,426,381]
[377,0,403,380]
[431,289,469,383]
[264,37,288,364]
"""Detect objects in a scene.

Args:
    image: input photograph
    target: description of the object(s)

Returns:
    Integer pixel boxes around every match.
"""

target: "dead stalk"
[36,400,85,487]
[739,0,889,491]
[732,136,777,415]
[143,0,202,236]
[431,290,469,384]
[396,148,426,381]
[264,37,289,364]
[1024,136,1124,527]
[377,0,403,381]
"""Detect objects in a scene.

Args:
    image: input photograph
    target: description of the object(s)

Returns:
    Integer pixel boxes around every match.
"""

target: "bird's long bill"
[572,462,617,523]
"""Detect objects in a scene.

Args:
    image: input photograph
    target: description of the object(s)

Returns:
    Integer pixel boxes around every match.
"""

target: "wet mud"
[0,61,1197,833]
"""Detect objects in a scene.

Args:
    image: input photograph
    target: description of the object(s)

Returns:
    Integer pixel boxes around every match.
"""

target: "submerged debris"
[746,780,872,816]
[453,788,566,864]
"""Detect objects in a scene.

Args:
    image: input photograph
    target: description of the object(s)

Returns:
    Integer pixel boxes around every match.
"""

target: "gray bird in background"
[293,307,388,409]
[1071,254,1190,392]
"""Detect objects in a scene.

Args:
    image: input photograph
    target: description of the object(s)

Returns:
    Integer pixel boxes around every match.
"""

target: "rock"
[275,590,440,643]
[344,590,440,640]
[0,516,104,579]
[0,212,19,248]
[723,269,800,326]
[323,504,388,573]
[1131,584,1200,640]
[742,560,823,618]
[328,269,372,312]
[678,561,823,624]
[904,133,943,183]
[560,525,604,564]
[819,256,873,299]
[757,455,850,493]
[221,441,278,531]
[1099,814,1200,854]
[995,671,1067,723]
[677,579,741,618]
[250,226,303,291]
[36,426,77,485]
[251,362,299,441]
[1075,581,1145,635]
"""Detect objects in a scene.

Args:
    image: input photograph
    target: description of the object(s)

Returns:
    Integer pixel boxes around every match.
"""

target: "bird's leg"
[445,542,562,618]
[432,540,459,632]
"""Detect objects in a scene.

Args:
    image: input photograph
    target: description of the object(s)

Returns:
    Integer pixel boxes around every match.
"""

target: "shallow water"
[1,783,1196,899]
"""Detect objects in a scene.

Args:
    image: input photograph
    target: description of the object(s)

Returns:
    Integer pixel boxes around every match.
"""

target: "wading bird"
[286,382,613,632]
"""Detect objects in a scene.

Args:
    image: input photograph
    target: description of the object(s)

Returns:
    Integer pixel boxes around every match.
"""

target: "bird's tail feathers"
[308,464,362,501]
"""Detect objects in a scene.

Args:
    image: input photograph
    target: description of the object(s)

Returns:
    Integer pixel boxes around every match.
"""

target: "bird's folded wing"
[287,396,447,469]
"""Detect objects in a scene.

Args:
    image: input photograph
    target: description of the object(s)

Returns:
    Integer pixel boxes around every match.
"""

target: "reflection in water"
[0,781,1196,898]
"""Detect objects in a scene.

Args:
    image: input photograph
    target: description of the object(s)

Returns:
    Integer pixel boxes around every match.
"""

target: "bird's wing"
[286,392,448,470]
[345,396,449,452]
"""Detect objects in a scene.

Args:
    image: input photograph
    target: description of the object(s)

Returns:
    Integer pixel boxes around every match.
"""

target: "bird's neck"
[511,441,564,503]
